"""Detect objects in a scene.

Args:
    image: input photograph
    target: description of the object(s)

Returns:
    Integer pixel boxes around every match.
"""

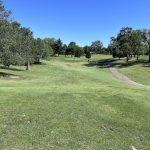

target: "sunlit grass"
[117,56,150,85]
[0,55,149,150]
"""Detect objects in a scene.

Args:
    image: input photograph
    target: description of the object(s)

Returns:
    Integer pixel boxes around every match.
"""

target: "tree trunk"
[126,54,129,62]
[37,58,40,64]
[26,60,30,71]
[137,55,139,61]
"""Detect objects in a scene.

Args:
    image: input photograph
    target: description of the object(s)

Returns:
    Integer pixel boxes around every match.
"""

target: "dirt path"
[109,64,150,89]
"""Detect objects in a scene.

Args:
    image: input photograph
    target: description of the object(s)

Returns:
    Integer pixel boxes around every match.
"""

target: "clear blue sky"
[4,0,150,47]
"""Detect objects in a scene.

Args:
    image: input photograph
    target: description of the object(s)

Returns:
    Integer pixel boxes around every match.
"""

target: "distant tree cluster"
[53,40,106,59]
[2,0,150,70]
[108,27,150,62]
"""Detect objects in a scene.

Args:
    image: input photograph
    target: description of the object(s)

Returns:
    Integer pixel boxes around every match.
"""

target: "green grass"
[116,56,150,85]
[0,55,150,150]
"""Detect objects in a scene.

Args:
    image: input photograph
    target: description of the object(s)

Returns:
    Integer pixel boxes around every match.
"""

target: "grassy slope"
[0,55,150,150]
[117,56,150,85]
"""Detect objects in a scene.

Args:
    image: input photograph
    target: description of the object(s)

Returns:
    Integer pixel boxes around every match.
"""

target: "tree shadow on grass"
[0,66,23,71]
[116,59,149,68]
[84,58,149,69]
[33,62,47,65]
[0,72,19,78]
[0,62,47,72]
[84,58,117,68]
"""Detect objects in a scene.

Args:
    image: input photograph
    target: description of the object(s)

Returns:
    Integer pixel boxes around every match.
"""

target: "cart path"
[109,64,150,89]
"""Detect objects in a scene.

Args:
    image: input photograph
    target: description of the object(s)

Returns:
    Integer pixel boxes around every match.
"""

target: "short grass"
[116,56,150,85]
[0,55,150,150]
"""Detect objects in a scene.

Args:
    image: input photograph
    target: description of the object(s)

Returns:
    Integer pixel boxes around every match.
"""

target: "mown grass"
[115,56,150,85]
[0,55,150,150]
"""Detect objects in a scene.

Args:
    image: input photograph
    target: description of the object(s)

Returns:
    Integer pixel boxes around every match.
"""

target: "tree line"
[0,0,54,70]
[0,0,106,70]
[0,0,150,71]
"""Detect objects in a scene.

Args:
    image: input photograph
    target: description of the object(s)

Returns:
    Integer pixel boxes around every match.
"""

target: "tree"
[90,40,103,54]
[109,37,123,59]
[130,30,144,61]
[117,27,133,62]
[43,38,54,56]
[62,44,67,55]
[19,27,33,70]
[85,49,91,62]
[0,21,22,67]
[74,46,83,58]
[143,30,150,63]
[65,42,76,57]
[53,38,62,56]
[0,0,12,67]
[83,46,89,54]
[32,38,46,64]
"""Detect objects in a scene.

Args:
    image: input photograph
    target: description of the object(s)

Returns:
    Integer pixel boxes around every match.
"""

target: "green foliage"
[65,42,76,57]
[86,51,91,61]
[53,38,63,56]
[90,40,103,54]
[74,47,83,58]
[1,0,150,70]
[143,29,150,62]
[0,1,54,70]
[32,38,51,63]
[1,50,12,67]
[65,42,84,58]
[109,27,149,62]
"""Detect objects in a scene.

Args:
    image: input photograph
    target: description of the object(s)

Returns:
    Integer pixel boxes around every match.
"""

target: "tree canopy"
[108,27,149,62]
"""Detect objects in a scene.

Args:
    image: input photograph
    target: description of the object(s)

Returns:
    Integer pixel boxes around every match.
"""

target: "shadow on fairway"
[84,58,117,68]
[0,72,19,78]
[0,66,23,71]
[33,62,47,65]
[84,58,149,68]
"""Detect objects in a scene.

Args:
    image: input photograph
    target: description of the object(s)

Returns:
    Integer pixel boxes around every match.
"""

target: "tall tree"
[65,42,76,57]
[130,30,144,61]
[90,40,103,54]
[32,38,45,63]
[53,38,62,56]
[143,30,150,63]
[117,27,133,62]
[20,27,33,70]
[0,0,12,67]
[85,47,91,62]
[109,37,123,59]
